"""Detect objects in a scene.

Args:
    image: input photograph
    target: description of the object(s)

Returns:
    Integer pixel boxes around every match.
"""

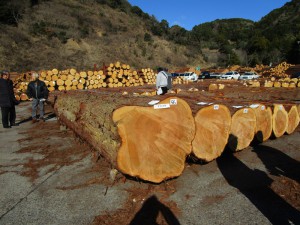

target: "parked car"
[181,72,198,81]
[239,71,260,80]
[220,71,240,80]
[209,72,222,79]
[171,73,180,77]
[198,71,222,79]
[291,72,300,78]
[199,71,211,79]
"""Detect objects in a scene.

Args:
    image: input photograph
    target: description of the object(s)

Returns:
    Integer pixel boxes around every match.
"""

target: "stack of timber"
[264,77,300,88]
[262,62,294,78]
[12,62,157,100]
[53,89,300,183]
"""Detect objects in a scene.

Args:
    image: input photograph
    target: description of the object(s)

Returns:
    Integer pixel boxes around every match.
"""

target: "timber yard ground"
[0,80,300,225]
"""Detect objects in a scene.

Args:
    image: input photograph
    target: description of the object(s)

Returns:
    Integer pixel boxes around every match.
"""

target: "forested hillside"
[0,0,299,72]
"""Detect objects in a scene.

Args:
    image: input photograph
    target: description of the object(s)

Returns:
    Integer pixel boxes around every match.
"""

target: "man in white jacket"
[156,67,171,95]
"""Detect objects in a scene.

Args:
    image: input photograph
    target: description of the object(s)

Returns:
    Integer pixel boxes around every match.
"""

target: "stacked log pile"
[261,62,294,78]
[263,77,300,88]
[12,62,156,100]
[53,90,300,183]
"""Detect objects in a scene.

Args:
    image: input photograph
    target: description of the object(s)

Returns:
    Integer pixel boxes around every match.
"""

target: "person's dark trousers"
[1,106,16,128]
[161,86,168,95]
[10,106,16,126]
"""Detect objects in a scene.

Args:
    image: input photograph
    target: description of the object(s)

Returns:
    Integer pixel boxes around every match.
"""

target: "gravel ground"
[0,97,299,225]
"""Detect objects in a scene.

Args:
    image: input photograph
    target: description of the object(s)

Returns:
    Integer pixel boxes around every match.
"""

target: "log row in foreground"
[54,91,300,183]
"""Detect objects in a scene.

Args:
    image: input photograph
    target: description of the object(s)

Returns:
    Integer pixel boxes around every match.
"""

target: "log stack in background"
[12,62,157,100]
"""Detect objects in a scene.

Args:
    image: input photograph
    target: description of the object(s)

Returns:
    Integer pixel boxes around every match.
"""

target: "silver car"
[220,71,240,80]
[239,72,260,80]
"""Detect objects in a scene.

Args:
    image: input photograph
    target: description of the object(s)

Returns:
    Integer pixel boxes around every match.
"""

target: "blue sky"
[127,0,291,30]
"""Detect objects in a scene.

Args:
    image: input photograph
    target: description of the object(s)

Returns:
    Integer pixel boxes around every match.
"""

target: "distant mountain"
[0,0,299,72]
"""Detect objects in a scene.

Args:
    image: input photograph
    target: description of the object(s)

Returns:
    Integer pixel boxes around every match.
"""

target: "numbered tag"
[243,108,249,114]
[154,104,170,109]
[261,105,265,110]
[279,105,283,110]
[213,104,219,110]
[170,99,177,105]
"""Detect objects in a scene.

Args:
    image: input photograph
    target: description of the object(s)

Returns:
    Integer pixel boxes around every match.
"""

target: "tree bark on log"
[272,104,288,138]
[228,107,256,151]
[192,104,231,162]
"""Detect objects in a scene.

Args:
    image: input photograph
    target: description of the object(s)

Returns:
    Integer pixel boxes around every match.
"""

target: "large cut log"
[112,97,195,183]
[272,104,288,138]
[286,105,300,134]
[228,107,256,151]
[192,104,231,162]
[54,90,195,183]
[252,104,272,142]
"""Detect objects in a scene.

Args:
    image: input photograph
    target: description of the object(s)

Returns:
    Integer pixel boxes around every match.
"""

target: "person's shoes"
[32,118,38,123]
[40,117,46,122]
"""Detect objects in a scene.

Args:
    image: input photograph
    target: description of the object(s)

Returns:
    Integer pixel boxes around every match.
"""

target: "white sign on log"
[154,104,170,109]
[170,99,177,105]
[213,105,219,110]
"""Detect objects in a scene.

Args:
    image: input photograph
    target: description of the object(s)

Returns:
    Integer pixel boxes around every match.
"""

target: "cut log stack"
[53,90,300,183]
[262,62,294,78]
[12,62,159,100]
[264,77,300,88]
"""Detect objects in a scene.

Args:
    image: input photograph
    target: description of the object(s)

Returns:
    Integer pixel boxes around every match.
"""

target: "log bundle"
[53,90,300,183]
[12,62,156,100]
[264,77,300,88]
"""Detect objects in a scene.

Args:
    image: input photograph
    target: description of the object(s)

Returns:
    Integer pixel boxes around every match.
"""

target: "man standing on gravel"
[0,70,18,128]
[26,72,49,123]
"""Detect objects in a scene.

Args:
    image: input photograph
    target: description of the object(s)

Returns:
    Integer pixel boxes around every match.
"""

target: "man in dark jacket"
[26,72,49,122]
[0,71,18,128]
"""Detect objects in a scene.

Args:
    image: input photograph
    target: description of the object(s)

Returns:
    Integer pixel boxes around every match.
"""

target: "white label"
[154,104,170,109]
[243,108,248,114]
[261,105,265,110]
[170,99,177,105]
[148,100,160,105]
[279,105,283,110]
[214,105,219,110]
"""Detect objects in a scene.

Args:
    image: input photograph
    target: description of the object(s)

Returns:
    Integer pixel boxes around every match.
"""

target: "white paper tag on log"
[170,99,177,105]
[243,108,249,113]
[154,104,170,109]
[261,105,265,110]
[213,104,219,110]
[197,102,208,105]
[279,105,283,110]
[249,104,259,108]
[148,100,160,105]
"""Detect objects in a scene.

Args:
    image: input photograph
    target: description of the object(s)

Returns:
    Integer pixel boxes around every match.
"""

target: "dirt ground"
[0,79,299,225]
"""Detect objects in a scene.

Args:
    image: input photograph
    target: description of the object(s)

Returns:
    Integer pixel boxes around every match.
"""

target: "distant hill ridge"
[0,0,299,72]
